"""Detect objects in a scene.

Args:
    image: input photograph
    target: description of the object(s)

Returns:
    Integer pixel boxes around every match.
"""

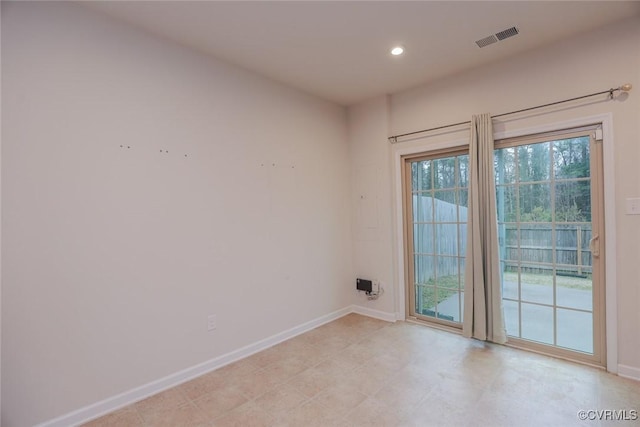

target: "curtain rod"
[388,83,633,144]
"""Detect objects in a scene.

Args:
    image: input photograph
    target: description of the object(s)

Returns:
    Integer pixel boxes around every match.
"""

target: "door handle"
[589,234,600,257]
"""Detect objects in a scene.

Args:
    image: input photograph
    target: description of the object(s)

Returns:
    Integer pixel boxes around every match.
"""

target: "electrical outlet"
[207,314,217,331]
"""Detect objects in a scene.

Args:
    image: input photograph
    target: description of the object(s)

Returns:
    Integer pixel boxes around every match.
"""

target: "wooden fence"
[502,224,592,276]
[413,195,465,280]
[413,195,592,280]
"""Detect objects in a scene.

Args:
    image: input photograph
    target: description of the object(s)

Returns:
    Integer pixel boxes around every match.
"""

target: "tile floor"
[83,314,640,427]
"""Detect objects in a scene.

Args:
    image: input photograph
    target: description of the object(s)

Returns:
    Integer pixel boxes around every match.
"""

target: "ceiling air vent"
[476,26,519,48]
[496,26,519,41]
[475,35,498,48]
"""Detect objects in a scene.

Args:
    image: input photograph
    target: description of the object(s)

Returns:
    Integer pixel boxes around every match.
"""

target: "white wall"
[350,17,640,373]
[347,96,396,318]
[1,2,352,426]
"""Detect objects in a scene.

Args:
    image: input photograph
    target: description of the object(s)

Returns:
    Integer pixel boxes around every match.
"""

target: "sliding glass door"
[495,127,605,364]
[403,125,605,365]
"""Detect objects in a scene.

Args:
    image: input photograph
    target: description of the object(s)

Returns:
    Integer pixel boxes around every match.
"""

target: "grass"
[418,275,460,311]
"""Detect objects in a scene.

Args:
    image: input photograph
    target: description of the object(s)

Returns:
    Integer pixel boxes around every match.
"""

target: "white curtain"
[463,113,507,344]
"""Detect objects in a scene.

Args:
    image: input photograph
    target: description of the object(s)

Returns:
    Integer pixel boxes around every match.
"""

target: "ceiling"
[83,1,640,106]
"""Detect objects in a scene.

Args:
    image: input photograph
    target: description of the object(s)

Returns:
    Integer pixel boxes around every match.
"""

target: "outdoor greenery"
[419,274,460,312]
[495,137,591,223]
[412,137,591,223]
[412,155,469,207]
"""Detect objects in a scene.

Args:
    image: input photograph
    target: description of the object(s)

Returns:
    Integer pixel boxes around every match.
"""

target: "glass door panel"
[406,153,468,326]
[495,130,604,363]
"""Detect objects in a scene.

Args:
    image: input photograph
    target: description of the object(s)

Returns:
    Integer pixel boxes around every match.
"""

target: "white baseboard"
[350,304,398,322]
[618,364,640,381]
[37,306,352,427]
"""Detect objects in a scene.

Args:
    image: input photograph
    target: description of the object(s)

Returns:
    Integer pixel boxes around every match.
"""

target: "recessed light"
[391,46,404,56]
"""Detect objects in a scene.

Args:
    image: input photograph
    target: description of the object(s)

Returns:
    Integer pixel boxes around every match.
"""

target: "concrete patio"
[431,280,594,353]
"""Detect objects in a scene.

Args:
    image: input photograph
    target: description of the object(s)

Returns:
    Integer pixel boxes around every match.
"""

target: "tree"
[553,137,591,222]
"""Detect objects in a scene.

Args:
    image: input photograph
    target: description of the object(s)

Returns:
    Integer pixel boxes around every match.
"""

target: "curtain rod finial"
[619,83,632,92]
